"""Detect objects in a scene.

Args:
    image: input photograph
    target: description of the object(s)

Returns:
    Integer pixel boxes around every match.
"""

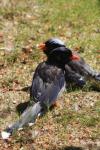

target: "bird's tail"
[1,102,42,139]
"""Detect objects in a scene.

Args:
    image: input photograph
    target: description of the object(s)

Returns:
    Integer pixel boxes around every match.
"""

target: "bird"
[38,38,65,56]
[67,56,100,81]
[39,38,100,84]
[1,46,71,139]
[38,38,86,87]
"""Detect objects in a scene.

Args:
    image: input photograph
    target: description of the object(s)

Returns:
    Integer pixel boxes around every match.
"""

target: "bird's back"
[30,61,65,107]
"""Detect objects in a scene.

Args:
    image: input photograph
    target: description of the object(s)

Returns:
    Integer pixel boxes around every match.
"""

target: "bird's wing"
[68,59,89,76]
[30,62,65,107]
[68,58,100,79]
[65,64,86,87]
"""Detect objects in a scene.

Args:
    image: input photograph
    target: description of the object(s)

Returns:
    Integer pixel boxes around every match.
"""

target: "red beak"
[70,54,80,61]
[38,43,46,51]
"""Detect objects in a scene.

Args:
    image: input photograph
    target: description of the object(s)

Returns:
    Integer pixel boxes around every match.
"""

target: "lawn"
[0,0,100,149]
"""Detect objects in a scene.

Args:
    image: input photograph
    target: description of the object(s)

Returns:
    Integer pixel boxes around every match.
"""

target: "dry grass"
[0,0,100,149]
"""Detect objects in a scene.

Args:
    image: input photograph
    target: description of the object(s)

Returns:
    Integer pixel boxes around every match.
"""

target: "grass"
[0,0,100,149]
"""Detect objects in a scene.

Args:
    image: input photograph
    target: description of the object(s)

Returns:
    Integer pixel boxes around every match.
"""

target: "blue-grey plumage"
[30,61,65,108]
[39,38,86,87]
[67,57,100,81]
[1,102,42,139]
[39,38,100,83]
[1,46,68,139]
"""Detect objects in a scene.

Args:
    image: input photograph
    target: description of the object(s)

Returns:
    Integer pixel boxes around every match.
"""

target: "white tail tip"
[1,131,11,139]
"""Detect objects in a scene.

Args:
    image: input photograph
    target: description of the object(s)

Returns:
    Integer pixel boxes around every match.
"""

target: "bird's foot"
[50,101,60,109]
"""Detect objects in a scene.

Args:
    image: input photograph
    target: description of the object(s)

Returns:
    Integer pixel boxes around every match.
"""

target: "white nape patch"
[1,131,11,139]
[28,123,34,127]
[53,38,64,45]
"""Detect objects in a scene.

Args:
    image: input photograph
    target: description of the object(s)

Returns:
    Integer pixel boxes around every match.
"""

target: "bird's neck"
[47,57,65,68]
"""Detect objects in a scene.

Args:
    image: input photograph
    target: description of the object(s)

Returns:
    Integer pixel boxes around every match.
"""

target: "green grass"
[0,0,100,52]
[0,0,100,149]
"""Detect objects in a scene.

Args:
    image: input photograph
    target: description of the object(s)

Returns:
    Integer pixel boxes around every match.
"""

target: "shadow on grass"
[52,146,83,150]
[59,145,100,150]
[9,86,31,92]
[16,101,30,115]
[18,86,30,92]
[89,85,100,92]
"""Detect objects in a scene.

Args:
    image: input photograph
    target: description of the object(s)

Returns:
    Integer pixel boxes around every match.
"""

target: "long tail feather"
[1,102,42,139]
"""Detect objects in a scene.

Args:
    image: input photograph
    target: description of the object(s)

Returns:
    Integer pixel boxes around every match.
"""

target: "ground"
[0,0,100,150]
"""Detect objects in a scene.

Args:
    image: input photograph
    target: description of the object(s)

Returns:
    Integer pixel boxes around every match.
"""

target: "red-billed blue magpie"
[1,46,72,139]
[39,38,100,86]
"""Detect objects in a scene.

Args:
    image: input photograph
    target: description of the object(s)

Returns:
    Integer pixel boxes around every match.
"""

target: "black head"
[48,47,72,65]
[38,38,65,56]
[38,38,80,63]
[45,38,65,49]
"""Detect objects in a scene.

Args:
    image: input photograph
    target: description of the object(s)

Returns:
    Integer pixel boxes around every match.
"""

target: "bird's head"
[48,47,73,64]
[38,38,65,56]
[38,38,80,61]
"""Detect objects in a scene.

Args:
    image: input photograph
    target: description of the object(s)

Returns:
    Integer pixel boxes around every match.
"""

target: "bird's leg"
[52,101,58,107]
[50,101,60,109]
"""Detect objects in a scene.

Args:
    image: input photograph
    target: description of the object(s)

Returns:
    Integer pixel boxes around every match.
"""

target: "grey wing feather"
[65,64,86,87]
[1,62,65,139]
[39,72,65,107]
[30,62,65,107]
[68,59,99,79]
